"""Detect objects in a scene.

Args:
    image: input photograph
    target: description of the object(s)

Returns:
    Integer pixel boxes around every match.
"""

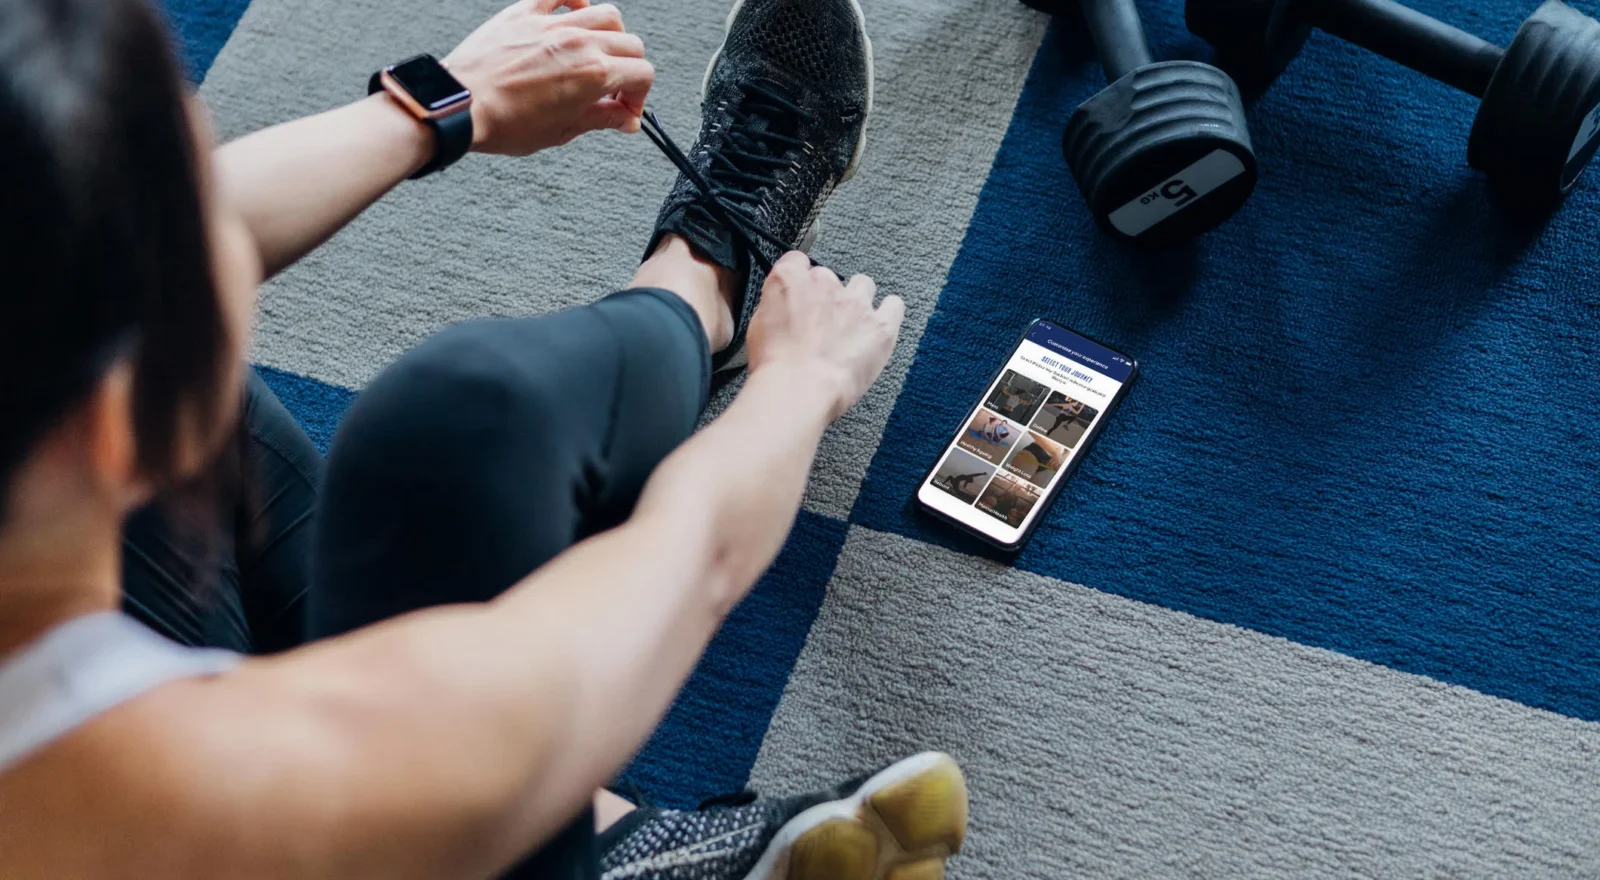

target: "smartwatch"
[369,54,474,179]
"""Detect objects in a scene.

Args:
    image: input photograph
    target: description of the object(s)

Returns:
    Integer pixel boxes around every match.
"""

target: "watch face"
[388,55,470,112]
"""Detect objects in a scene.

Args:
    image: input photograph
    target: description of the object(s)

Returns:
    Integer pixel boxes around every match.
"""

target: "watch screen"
[389,55,470,111]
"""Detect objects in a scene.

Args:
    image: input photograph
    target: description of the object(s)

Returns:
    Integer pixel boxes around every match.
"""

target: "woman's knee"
[335,320,566,467]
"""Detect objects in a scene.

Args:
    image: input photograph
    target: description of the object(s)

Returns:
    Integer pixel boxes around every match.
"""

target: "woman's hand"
[745,252,906,422]
[444,0,654,155]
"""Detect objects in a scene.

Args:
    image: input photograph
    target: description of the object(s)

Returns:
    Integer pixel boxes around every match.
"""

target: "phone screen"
[915,320,1136,548]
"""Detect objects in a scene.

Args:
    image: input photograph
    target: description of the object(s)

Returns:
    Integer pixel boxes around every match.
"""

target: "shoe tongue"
[643,81,801,278]
[724,80,802,161]
[729,107,787,146]
[672,81,801,270]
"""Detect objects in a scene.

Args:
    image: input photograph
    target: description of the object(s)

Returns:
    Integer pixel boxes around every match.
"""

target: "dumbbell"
[1188,0,1600,214]
[1022,0,1258,244]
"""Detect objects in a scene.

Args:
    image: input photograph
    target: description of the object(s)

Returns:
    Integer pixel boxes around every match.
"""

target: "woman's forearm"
[629,360,839,598]
[204,360,841,878]
[214,94,432,278]
[481,361,842,841]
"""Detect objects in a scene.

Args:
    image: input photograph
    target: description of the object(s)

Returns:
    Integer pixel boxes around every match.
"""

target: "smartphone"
[914,319,1138,551]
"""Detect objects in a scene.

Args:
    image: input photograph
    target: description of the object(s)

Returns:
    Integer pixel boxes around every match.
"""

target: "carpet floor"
[167,0,1600,874]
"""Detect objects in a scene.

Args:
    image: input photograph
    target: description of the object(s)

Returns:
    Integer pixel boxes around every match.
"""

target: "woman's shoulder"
[0,613,254,876]
[0,611,238,776]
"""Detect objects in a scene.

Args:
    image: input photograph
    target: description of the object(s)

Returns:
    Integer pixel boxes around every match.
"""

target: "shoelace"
[640,81,832,277]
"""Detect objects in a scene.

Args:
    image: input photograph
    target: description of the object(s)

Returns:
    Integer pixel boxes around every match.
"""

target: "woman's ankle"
[632,235,738,352]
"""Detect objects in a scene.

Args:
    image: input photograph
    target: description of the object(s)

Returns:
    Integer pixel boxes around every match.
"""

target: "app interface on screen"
[918,322,1133,543]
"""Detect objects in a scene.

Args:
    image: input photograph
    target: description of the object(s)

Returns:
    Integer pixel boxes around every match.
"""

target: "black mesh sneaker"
[643,0,874,373]
[597,752,967,880]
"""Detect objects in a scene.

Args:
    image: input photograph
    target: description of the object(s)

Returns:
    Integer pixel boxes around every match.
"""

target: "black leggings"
[123,368,322,654]
[121,288,710,879]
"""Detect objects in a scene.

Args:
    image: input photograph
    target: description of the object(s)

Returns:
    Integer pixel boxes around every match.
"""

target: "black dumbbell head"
[1062,61,1258,244]
[1018,0,1070,15]
[1186,0,1310,90]
[1469,0,1600,215]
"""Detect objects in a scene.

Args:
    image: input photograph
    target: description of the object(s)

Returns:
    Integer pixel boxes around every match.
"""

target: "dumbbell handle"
[1300,0,1505,97]
[1082,0,1155,82]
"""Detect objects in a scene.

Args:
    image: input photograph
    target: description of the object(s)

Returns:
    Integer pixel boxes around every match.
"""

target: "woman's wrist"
[744,357,849,428]
[439,58,494,151]
[362,92,436,178]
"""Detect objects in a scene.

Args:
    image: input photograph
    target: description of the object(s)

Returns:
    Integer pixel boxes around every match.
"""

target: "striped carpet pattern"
[169,0,1600,873]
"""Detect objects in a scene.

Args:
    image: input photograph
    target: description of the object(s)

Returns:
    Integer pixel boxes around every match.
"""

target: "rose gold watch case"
[379,68,473,121]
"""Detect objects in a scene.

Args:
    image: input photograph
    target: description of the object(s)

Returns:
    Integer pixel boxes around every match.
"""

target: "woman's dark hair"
[0,0,229,520]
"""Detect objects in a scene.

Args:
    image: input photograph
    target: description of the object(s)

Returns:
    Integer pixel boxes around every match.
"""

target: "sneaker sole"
[737,752,969,880]
[702,0,876,183]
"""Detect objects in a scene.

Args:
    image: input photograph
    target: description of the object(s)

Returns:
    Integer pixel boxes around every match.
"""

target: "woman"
[0,0,968,876]
[975,415,1012,446]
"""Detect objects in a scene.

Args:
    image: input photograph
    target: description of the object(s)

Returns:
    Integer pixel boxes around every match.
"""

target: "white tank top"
[0,612,238,775]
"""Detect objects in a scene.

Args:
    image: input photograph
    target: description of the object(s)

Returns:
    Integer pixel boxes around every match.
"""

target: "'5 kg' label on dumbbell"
[1108,150,1249,238]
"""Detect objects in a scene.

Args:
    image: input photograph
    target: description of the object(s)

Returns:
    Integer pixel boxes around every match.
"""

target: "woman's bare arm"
[214,0,653,279]
[0,256,904,880]
[212,95,432,279]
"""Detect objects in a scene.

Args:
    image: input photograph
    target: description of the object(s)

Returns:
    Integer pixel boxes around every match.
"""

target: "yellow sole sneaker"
[740,752,969,880]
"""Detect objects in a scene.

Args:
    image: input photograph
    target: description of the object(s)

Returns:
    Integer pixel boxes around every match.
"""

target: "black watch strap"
[368,70,473,180]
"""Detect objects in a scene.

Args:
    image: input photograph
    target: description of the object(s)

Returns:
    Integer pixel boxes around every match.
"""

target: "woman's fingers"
[602,57,655,113]
[844,273,877,302]
[527,0,580,12]
[556,3,624,31]
[578,96,643,134]
[876,294,906,333]
[588,30,645,58]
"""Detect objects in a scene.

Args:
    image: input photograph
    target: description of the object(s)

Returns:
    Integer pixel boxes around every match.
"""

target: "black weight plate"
[1019,0,1070,15]
[1186,0,1310,90]
[1469,0,1600,214]
[1063,61,1259,244]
